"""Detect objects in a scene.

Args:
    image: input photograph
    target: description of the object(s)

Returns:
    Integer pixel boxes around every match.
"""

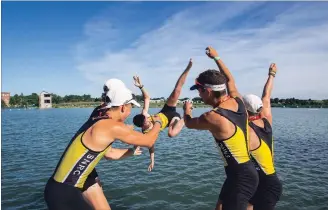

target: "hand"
[126,124,134,130]
[148,161,154,172]
[205,46,219,59]
[133,75,143,88]
[269,63,277,73]
[183,100,193,112]
[151,115,162,124]
[133,146,142,156]
[186,58,193,70]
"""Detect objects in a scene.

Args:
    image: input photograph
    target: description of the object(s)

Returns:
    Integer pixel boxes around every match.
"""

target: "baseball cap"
[243,94,263,114]
[102,78,140,108]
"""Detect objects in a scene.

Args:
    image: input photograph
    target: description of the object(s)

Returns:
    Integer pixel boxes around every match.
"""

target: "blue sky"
[2,2,328,99]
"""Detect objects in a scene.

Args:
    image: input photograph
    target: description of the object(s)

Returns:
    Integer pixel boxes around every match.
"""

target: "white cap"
[103,78,140,108]
[243,94,263,113]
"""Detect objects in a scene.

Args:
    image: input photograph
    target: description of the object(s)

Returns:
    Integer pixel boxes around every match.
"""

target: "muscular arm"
[184,111,211,130]
[105,147,135,160]
[206,47,241,98]
[214,58,241,99]
[261,75,275,124]
[113,122,161,148]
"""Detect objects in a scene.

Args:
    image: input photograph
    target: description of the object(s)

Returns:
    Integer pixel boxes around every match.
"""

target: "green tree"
[26,93,39,106]
[323,100,328,105]
[10,94,20,106]
[135,95,143,102]
[1,100,7,108]
[192,97,202,103]
[273,98,279,104]
[179,97,189,101]
[52,94,63,104]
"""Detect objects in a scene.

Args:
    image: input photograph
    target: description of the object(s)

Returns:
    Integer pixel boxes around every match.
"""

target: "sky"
[2,2,328,99]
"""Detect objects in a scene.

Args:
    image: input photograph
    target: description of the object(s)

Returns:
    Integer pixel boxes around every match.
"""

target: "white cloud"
[75,2,328,99]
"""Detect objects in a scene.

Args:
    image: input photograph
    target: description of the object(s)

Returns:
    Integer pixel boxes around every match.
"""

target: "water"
[1,108,328,210]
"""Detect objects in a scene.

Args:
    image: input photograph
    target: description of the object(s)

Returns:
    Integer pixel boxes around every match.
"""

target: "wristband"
[139,85,144,89]
[184,114,192,119]
[269,71,276,77]
[154,120,162,127]
[214,56,221,61]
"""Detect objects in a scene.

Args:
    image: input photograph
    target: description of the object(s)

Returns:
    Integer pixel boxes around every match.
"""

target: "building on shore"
[39,91,52,109]
[150,98,165,103]
[1,92,10,106]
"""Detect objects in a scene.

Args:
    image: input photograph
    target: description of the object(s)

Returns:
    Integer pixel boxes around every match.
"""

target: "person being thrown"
[132,59,193,171]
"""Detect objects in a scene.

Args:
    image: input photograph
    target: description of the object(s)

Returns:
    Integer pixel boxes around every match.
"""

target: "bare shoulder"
[220,97,239,112]
[85,119,117,150]
[202,111,222,125]
[92,119,124,136]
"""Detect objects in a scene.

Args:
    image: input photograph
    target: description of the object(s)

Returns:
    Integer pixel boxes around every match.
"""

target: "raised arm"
[113,115,162,148]
[205,46,241,99]
[183,101,211,130]
[260,63,277,124]
[166,59,193,107]
[133,76,150,116]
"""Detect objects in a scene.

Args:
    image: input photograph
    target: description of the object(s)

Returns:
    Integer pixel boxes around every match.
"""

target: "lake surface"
[1,107,328,210]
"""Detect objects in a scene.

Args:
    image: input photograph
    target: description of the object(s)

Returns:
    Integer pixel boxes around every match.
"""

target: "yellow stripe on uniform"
[220,127,250,164]
[251,139,275,175]
[53,132,110,188]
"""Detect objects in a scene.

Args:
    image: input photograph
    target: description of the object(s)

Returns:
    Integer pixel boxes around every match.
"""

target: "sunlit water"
[2,108,328,210]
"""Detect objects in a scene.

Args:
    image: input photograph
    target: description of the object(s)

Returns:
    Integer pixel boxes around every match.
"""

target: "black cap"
[190,84,203,91]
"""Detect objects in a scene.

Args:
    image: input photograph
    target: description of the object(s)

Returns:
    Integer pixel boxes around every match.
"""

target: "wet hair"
[197,69,227,98]
[133,114,146,127]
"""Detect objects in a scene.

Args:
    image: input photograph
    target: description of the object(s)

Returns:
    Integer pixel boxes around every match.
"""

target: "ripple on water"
[2,108,328,210]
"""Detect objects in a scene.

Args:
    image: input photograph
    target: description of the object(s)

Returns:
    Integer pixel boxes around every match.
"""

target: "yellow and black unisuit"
[44,106,111,210]
[249,118,282,210]
[212,97,259,210]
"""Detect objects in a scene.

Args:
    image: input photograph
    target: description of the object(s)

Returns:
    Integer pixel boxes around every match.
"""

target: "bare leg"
[247,203,254,210]
[215,199,223,210]
[168,118,185,137]
[83,183,111,210]
[166,59,193,107]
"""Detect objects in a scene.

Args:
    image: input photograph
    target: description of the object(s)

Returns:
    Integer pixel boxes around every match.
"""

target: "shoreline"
[3,103,328,109]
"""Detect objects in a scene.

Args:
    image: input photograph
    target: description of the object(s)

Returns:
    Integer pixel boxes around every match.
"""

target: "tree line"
[2,93,328,108]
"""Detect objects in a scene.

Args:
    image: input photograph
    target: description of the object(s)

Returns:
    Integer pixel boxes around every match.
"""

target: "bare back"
[83,119,117,152]
[207,97,241,140]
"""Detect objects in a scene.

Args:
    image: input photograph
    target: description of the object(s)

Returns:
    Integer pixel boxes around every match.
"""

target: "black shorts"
[249,173,282,210]
[159,104,181,124]
[82,168,101,192]
[219,161,259,210]
[44,178,92,210]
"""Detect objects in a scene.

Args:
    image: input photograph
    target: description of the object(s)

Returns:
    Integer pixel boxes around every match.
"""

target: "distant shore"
[3,102,327,109]
[51,102,210,109]
[50,101,328,109]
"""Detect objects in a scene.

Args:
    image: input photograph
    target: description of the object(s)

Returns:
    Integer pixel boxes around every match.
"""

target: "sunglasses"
[194,79,208,92]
